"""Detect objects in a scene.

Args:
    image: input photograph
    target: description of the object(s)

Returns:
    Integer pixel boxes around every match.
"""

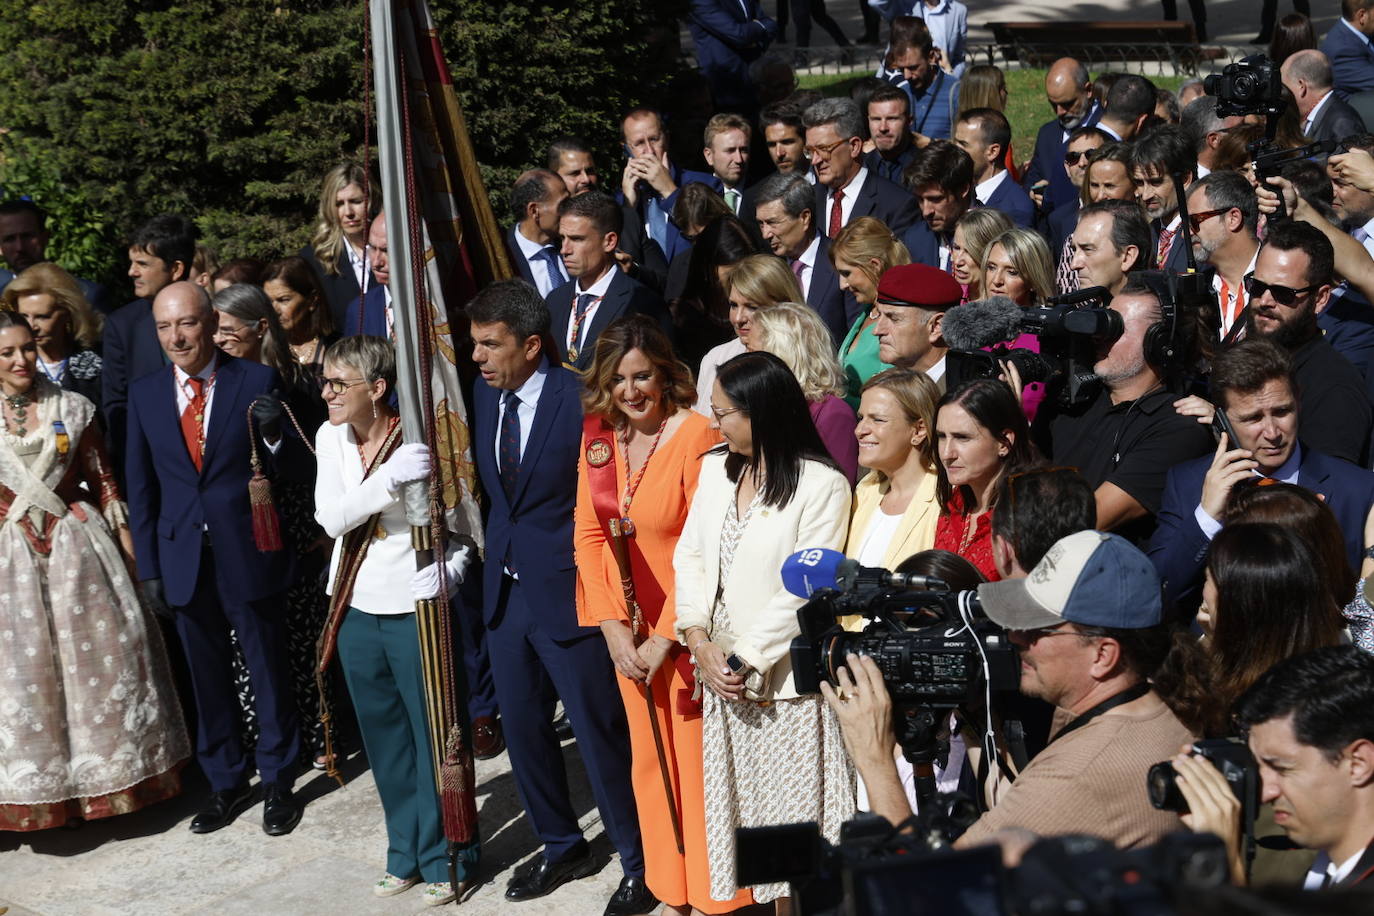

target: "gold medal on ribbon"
[586,437,612,468]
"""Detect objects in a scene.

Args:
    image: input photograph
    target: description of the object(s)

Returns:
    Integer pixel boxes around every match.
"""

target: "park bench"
[986,20,1227,74]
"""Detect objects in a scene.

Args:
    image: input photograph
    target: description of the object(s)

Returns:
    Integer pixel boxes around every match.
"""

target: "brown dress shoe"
[471,715,505,759]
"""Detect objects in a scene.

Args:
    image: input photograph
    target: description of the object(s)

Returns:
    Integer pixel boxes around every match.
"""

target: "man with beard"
[1242,220,1372,464]
[863,85,920,185]
[1024,58,1103,215]
[900,139,974,271]
[1130,126,1195,274]
[1183,171,1260,339]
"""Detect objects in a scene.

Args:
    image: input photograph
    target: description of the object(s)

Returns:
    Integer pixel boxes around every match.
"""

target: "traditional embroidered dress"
[0,379,189,830]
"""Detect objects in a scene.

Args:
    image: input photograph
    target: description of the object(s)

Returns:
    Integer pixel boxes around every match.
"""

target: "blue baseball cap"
[976,530,1163,630]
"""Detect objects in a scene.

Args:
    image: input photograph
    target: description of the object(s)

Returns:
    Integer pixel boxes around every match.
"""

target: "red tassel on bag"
[249,469,284,551]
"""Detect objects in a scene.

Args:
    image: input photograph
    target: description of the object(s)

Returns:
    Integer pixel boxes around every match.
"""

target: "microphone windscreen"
[942,296,1025,350]
[780,547,848,598]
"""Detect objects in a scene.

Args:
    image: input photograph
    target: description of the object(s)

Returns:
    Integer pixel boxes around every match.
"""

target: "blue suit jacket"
[1322,21,1374,100]
[546,269,668,372]
[901,220,944,270]
[344,284,389,339]
[1022,102,1101,215]
[815,171,920,240]
[101,298,167,477]
[618,165,722,263]
[808,235,861,346]
[472,362,590,641]
[301,244,367,335]
[125,355,300,607]
[687,0,777,112]
[982,173,1035,228]
[1147,447,1374,612]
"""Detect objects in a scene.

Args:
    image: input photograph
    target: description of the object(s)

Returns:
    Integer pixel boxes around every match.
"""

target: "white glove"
[410,544,472,600]
[380,443,431,492]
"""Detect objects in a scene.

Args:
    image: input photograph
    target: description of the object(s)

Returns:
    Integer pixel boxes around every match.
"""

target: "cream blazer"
[844,470,940,569]
[674,452,851,701]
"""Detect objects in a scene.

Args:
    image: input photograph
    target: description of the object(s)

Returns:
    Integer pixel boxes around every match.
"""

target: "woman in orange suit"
[573,315,743,915]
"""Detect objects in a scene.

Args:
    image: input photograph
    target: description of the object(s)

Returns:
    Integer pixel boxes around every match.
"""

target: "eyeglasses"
[803,138,849,160]
[1242,273,1321,306]
[1187,207,1231,234]
[321,377,368,395]
[1063,149,1094,166]
[1017,625,1085,643]
[710,405,745,421]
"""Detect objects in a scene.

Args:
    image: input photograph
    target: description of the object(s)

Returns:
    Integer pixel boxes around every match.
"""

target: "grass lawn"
[799,68,1187,167]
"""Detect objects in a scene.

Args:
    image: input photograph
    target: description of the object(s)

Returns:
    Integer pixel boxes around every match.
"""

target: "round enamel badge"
[586,438,612,467]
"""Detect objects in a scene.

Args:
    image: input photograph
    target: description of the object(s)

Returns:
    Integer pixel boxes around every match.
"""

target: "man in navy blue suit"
[103,214,198,478]
[901,140,975,272]
[1131,126,1195,275]
[955,108,1034,228]
[752,171,857,345]
[546,192,665,372]
[344,212,390,339]
[468,280,652,916]
[806,98,919,241]
[125,281,304,836]
[1321,0,1374,100]
[1022,58,1101,216]
[686,0,778,115]
[1149,338,1374,614]
[617,108,721,264]
[506,169,570,299]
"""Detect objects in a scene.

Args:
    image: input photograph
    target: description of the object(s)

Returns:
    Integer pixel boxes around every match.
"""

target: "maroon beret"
[875,263,962,311]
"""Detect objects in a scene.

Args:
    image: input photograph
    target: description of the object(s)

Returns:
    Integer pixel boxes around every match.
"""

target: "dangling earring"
[371,398,379,419]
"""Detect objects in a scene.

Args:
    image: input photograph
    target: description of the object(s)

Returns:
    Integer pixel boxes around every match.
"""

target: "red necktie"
[1157,226,1174,267]
[829,187,845,238]
[181,376,206,471]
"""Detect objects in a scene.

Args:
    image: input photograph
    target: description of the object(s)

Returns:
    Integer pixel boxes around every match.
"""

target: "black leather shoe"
[505,846,597,901]
[603,875,659,916]
[552,712,574,741]
[262,785,303,836]
[472,715,505,760]
[189,784,254,834]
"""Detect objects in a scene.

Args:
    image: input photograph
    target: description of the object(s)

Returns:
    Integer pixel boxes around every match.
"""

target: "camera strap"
[1050,682,1150,744]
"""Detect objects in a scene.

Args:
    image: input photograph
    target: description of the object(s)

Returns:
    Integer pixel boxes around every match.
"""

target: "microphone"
[942,296,1024,350]
[781,548,949,597]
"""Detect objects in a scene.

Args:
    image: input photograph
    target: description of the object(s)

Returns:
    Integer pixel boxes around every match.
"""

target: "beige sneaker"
[373,873,420,897]
[423,882,456,906]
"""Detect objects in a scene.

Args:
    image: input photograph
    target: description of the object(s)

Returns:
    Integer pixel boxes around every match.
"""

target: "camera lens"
[1232,72,1259,103]
[1202,74,1221,95]
[1146,761,1188,813]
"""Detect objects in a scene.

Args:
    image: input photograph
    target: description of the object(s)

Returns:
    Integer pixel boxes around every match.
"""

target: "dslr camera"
[1204,55,1284,119]
[1148,738,1259,871]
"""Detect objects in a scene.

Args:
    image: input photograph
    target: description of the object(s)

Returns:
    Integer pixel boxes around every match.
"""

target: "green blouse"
[839,313,893,410]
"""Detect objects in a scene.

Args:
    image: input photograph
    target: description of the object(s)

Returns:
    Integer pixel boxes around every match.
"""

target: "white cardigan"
[674,452,851,700]
[314,420,415,615]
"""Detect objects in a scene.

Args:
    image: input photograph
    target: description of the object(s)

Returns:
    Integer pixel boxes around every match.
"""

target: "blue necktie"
[536,246,563,292]
[499,390,521,500]
[646,199,669,251]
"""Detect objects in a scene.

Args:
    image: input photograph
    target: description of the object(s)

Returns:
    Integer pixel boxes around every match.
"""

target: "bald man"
[126,281,307,837]
[1282,49,1366,145]
[1023,57,1103,214]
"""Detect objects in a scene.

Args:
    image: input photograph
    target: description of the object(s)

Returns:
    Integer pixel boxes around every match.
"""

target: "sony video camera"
[943,287,1123,407]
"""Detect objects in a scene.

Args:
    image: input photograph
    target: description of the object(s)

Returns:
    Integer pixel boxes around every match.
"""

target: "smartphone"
[726,653,750,674]
[1211,406,1239,445]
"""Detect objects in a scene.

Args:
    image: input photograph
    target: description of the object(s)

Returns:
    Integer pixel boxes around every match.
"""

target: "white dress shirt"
[563,265,615,352]
[1304,91,1334,136]
[974,169,1009,207]
[1194,444,1302,538]
[796,233,821,298]
[514,226,568,298]
[828,166,869,232]
[345,242,370,293]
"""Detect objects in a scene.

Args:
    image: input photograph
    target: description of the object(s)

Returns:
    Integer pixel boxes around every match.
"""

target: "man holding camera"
[826,531,1195,851]
[1181,646,1374,888]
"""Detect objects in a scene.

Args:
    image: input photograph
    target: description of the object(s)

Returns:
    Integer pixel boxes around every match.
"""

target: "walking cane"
[608,518,686,855]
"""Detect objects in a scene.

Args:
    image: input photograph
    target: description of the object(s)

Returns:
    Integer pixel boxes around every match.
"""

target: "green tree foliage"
[0,0,687,296]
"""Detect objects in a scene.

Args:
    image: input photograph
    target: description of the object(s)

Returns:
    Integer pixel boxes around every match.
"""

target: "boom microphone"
[781,548,949,598]
[942,296,1024,350]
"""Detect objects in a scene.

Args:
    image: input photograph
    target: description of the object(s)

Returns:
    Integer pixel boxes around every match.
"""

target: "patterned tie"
[499,390,521,501]
[828,187,845,238]
[536,246,563,293]
[1056,237,1079,295]
[572,292,596,352]
[725,188,741,214]
[180,376,206,472]
[791,258,806,291]
[1156,225,1174,268]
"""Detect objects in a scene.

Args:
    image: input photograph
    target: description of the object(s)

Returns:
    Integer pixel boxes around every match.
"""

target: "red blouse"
[933,490,1001,582]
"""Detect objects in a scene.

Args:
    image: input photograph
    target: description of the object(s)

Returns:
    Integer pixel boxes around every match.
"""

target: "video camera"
[783,548,1019,806]
[943,287,1123,407]
[736,814,1231,916]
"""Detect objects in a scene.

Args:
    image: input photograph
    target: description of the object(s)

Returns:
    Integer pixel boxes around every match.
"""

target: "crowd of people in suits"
[12,3,1374,913]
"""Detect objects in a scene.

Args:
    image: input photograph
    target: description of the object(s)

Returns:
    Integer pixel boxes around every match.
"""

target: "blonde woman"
[694,254,802,416]
[752,301,859,484]
[830,217,909,409]
[949,209,1013,302]
[980,228,1056,421]
[300,161,380,333]
[2,262,104,408]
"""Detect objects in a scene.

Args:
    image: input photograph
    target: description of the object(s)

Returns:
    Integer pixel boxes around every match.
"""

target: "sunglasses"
[1063,149,1095,167]
[1242,273,1320,306]
[1187,207,1231,234]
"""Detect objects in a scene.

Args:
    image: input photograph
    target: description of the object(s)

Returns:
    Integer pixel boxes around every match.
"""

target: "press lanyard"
[1051,682,1150,744]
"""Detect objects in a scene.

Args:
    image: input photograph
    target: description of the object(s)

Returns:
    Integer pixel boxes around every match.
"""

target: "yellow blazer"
[674,452,851,701]
[844,469,940,569]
